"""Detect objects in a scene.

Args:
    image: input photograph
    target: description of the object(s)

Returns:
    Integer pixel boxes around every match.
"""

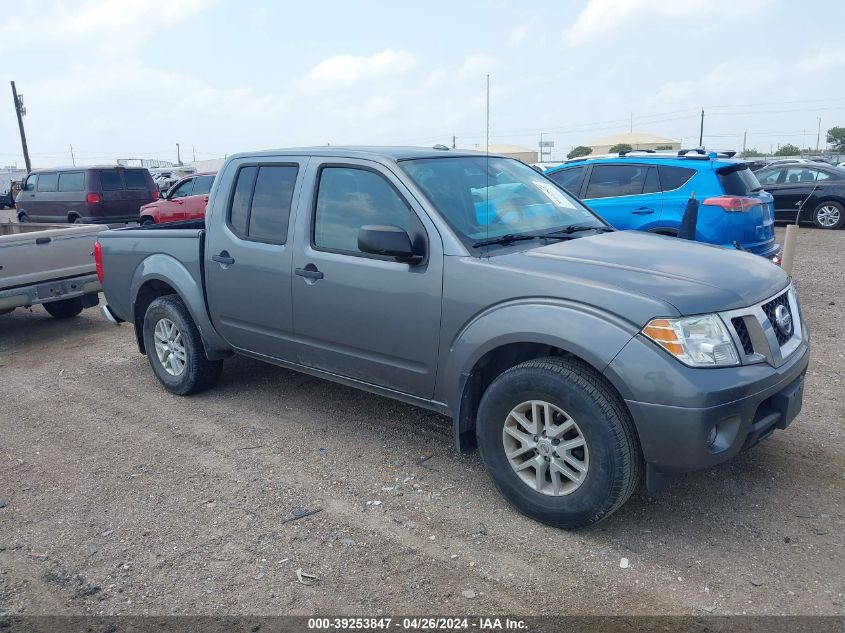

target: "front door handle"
[212,251,235,265]
[295,265,324,280]
[631,207,654,215]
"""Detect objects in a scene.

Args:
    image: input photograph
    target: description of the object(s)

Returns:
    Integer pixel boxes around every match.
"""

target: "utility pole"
[742,131,747,154]
[192,146,196,162]
[10,81,32,173]
[452,135,456,149]
[698,108,704,148]
[816,117,821,152]
[176,143,182,166]
[70,144,75,166]
[629,111,633,134]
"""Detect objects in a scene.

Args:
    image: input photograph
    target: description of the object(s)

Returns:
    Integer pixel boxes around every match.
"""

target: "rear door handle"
[295,266,324,280]
[212,251,235,265]
[631,207,654,215]
[36,236,51,244]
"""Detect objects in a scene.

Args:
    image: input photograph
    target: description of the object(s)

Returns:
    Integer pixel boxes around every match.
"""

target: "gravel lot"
[1,220,843,616]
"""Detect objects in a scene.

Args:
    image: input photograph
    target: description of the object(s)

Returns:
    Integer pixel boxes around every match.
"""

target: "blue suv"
[545,150,779,258]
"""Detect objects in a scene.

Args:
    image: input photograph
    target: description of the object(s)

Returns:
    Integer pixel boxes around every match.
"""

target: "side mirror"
[358,225,422,263]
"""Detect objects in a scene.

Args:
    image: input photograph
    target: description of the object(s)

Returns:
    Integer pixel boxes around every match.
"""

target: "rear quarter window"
[717,165,761,196]
[124,169,149,189]
[657,166,696,191]
[99,170,124,191]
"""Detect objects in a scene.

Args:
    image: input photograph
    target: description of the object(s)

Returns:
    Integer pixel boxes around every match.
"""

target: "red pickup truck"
[139,172,216,225]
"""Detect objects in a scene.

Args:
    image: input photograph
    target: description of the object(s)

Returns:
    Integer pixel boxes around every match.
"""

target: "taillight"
[94,241,104,283]
[152,190,160,201]
[87,192,102,204]
[702,196,759,213]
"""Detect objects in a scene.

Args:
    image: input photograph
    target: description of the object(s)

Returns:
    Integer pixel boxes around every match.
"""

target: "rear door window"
[247,166,298,243]
[58,172,85,192]
[717,165,762,195]
[547,166,585,192]
[584,164,650,199]
[228,167,257,236]
[192,175,215,196]
[99,170,124,191]
[757,169,783,185]
[124,169,148,189]
[657,165,696,191]
[36,172,58,192]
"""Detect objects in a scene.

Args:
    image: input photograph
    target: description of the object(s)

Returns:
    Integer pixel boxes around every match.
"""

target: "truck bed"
[97,221,206,324]
[0,222,103,290]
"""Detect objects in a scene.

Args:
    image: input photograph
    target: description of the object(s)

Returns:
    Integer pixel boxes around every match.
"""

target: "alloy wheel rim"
[502,400,589,496]
[153,318,187,376]
[817,205,840,227]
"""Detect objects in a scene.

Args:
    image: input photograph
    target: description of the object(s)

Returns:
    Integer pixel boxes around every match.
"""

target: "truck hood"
[503,230,788,315]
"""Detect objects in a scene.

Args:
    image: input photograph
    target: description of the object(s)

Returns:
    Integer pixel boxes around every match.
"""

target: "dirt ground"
[0,222,843,616]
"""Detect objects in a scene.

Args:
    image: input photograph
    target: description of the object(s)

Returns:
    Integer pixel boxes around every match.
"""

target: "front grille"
[732,317,754,355]
[761,291,793,346]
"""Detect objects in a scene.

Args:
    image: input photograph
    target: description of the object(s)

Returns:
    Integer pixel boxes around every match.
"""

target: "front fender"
[130,254,229,356]
[439,299,639,409]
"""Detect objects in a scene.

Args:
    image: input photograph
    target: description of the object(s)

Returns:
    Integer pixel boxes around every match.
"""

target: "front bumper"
[605,322,810,474]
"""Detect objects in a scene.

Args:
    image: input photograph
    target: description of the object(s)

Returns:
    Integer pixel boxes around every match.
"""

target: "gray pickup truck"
[98,147,810,528]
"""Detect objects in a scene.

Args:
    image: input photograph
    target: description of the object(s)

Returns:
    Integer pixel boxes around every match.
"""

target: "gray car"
[96,147,810,528]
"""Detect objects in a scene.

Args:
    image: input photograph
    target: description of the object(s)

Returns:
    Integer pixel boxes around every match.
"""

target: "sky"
[3,0,845,168]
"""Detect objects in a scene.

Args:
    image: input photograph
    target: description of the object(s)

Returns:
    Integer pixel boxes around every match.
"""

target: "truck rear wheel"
[476,357,642,529]
[43,297,84,319]
[142,295,223,395]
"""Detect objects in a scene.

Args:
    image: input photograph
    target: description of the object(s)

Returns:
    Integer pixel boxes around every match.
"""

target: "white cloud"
[457,54,496,79]
[798,48,845,71]
[9,0,210,46]
[565,0,771,46]
[508,22,532,46]
[300,50,417,93]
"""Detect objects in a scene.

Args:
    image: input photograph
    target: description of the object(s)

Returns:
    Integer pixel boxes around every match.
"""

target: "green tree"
[826,126,845,151]
[566,145,592,159]
[740,148,762,158]
[608,143,633,154]
[774,144,800,156]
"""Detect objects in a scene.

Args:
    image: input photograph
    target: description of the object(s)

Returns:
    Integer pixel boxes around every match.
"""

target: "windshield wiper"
[544,224,614,236]
[472,234,540,248]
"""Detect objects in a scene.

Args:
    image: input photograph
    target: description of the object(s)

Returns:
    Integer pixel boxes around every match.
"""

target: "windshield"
[399,156,605,246]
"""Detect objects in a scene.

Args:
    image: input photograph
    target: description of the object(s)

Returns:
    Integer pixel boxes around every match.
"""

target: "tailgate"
[712,164,777,255]
[0,223,102,289]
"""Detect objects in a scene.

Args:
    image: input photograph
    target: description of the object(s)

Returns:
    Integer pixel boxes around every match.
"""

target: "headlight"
[642,314,739,367]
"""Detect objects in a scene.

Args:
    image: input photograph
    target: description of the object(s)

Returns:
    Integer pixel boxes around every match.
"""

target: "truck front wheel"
[142,295,223,395]
[476,357,642,529]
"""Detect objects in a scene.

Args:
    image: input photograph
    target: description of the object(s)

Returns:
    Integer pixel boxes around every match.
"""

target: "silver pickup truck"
[0,222,101,318]
[97,147,810,528]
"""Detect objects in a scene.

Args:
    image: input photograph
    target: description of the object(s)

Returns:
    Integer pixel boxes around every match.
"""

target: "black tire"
[476,357,642,529]
[142,294,223,395]
[140,216,154,226]
[71,216,84,224]
[811,200,844,230]
[17,212,30,222]
[43,297,84,319]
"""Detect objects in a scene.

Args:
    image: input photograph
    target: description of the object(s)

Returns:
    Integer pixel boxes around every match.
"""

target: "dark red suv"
[15,166,158,223]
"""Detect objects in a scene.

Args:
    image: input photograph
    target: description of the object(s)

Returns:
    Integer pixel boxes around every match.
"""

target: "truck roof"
[226,146,500,162]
